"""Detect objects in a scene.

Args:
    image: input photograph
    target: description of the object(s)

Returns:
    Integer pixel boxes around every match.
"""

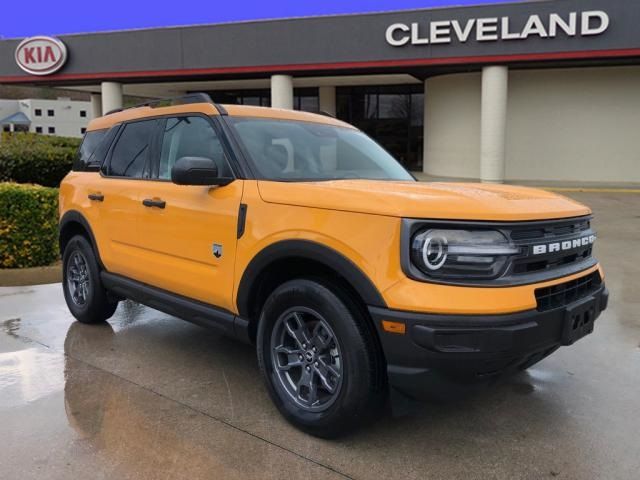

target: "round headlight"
[410,228,520,280]
[422,235,448,270]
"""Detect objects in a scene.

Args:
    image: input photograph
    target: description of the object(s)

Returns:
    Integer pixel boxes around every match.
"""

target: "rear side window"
[74,129,107,171]
[104,120,156,178]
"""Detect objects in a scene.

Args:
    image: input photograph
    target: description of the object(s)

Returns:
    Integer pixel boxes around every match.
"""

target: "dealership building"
[0,0,638,184]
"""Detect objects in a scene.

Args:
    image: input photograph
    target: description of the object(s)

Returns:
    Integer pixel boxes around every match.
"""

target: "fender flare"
[236,239,387,318]
[59,210,104,267]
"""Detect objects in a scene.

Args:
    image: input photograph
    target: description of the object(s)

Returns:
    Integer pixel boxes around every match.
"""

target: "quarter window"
[106,120,156,178]
[158,116,231,180]
[74,129,107,171]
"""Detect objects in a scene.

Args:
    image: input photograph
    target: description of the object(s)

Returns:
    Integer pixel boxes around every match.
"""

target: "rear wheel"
[62,235,118,324]
[257,278,384,438]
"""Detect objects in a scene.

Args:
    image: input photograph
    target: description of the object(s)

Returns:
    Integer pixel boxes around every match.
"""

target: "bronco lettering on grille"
[532,235,596,255]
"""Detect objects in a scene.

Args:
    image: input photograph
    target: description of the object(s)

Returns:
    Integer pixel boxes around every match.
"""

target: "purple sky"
[0,0,523,39]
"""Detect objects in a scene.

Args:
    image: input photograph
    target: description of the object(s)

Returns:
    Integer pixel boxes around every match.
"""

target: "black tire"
[62,235,118,324]
[257,278,385,438]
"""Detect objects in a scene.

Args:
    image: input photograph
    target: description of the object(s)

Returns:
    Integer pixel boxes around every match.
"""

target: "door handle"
[142,198,166,209]
[88,193,104,202]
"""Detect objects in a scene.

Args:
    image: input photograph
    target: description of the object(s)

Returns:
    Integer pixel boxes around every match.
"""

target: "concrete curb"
[0,262,62,287]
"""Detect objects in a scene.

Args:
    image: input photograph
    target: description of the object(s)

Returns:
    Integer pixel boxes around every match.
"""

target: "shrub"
[0,132,80,187]
[0,182,59,268]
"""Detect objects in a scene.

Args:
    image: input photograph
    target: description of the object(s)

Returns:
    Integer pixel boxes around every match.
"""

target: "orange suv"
[59,94,608,437]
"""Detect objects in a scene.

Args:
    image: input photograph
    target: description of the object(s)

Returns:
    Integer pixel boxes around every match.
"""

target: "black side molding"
[236,239,387,318]
[100,272,250,343]
[237,203,248,239]
[59,210,105,268]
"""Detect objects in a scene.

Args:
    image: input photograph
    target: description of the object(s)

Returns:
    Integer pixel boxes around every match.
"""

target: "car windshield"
[228,117,415,182]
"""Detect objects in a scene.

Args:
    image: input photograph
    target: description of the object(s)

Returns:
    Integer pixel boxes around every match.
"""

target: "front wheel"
[257,279,385,438]
[62,235,118,324]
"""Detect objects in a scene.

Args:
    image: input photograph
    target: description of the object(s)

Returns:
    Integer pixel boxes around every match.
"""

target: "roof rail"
[104,93,227,116]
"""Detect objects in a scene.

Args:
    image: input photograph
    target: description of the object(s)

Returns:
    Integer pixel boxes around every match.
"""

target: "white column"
[271,75,293,110]
[318,86,336,116]
[422,79,428,176]
[90,93,102,118]
[101,82,123,114]
[480,66,509,183]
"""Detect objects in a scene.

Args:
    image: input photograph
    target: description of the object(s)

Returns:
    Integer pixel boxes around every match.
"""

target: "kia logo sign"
[15,36,67,76]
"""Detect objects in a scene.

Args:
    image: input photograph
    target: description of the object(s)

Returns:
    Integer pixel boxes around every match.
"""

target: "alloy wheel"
[67,251,90,306]
[270,307,343,412]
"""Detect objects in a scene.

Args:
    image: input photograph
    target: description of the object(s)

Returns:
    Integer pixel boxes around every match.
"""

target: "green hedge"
[0,132,80,187]
[0,182,59,268]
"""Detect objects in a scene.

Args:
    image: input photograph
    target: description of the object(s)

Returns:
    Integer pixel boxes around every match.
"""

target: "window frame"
[147,113,238,183]
[99,113,241,182]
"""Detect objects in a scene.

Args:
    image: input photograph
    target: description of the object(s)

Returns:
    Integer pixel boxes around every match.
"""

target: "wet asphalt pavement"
[1,192,639,480]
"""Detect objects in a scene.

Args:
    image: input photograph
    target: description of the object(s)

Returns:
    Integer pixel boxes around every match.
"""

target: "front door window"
[157,116,231,180]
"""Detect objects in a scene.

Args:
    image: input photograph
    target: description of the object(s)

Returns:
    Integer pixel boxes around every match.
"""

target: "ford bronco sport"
[59,93,608,437]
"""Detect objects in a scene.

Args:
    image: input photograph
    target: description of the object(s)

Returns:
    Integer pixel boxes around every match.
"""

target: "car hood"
[257,180,591,221]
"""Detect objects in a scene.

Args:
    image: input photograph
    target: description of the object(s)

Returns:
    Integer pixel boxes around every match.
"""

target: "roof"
[0,111,30,125]
[87,103,355,131]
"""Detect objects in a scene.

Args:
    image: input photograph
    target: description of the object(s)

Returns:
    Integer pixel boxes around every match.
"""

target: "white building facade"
[0,98,92,137]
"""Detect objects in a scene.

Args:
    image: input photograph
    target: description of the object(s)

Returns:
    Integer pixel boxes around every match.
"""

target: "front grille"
[512,247,593,274]
[509,217,594,276]
[535,271,602,311]
[510,218,591,241]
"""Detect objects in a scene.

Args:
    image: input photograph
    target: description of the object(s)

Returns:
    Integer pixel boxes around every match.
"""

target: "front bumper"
[370,282,608,401]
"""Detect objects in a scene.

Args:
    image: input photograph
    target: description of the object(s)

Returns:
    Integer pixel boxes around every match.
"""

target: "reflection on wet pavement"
[0,346,63,408]
[1,192,640,479]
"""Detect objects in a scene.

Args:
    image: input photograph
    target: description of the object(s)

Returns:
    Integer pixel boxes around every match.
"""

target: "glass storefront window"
[242,96,262,106]
[378,94,409,119]
[206,88,319,112]
[337,85,424,172]
[410,93,424,127]
[296,95,319,113]
[365,94,377,119]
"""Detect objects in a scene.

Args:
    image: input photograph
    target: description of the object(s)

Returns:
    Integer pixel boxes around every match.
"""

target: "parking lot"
[1,192,639,480]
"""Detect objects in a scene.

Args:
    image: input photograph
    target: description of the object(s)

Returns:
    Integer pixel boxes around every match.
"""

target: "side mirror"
[171,156,234,186]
